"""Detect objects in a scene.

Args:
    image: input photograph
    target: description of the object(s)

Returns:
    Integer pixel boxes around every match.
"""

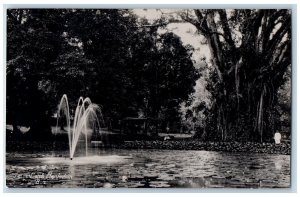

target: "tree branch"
[267,14,291,53]
[206,11,224,70]
[217,9,235,50]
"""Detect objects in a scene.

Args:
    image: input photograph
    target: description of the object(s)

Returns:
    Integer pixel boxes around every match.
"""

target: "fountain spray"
[56,94,104,160]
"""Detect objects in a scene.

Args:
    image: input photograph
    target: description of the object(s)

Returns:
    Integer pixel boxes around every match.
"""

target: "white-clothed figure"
[274,132,282,144]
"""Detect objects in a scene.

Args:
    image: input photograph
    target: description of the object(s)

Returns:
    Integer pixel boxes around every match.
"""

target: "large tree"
[173,9,291,141]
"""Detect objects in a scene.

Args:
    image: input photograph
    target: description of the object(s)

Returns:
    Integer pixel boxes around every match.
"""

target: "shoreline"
[6,140,291,155]
[114,140,291,155]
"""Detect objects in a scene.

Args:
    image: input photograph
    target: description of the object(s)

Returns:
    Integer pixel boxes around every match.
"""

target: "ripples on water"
[6,149,290,188]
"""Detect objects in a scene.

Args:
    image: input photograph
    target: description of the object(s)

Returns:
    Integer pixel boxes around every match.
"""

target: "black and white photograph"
[5,7,292,189]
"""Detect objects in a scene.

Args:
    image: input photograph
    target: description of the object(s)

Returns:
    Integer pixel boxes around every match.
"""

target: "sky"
[133,9,211,67]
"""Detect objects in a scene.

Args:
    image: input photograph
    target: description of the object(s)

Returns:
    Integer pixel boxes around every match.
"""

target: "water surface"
[6,149,290,188]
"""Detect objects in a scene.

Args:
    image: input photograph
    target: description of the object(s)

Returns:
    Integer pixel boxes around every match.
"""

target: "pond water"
[6,149,290,188]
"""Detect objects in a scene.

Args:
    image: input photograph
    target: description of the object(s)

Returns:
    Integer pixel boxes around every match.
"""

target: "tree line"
[6,9,198,140]
[6,9,291,142]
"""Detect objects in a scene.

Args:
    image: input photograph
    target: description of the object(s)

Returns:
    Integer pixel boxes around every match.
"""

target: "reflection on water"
[6,149,290,188]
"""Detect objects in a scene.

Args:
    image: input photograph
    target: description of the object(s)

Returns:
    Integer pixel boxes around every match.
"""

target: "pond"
[6,149,290,188]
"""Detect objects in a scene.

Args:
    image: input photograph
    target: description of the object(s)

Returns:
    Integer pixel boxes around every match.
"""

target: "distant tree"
[180,72,212,138]
[141,32,199,132]
[276,65,291,135]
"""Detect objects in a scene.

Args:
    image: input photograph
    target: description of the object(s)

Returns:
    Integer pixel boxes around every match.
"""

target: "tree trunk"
[257,87,265,142]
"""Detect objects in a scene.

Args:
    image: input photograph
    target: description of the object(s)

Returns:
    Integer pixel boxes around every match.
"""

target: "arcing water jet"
[56,94,104,160]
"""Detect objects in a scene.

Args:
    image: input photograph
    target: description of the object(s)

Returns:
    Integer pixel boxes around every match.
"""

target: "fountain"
[40,94,131,165]
[55,94,104,160]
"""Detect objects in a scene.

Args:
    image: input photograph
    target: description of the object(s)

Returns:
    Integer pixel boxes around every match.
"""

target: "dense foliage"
[6,9,291,142]
[6,9,198,139]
